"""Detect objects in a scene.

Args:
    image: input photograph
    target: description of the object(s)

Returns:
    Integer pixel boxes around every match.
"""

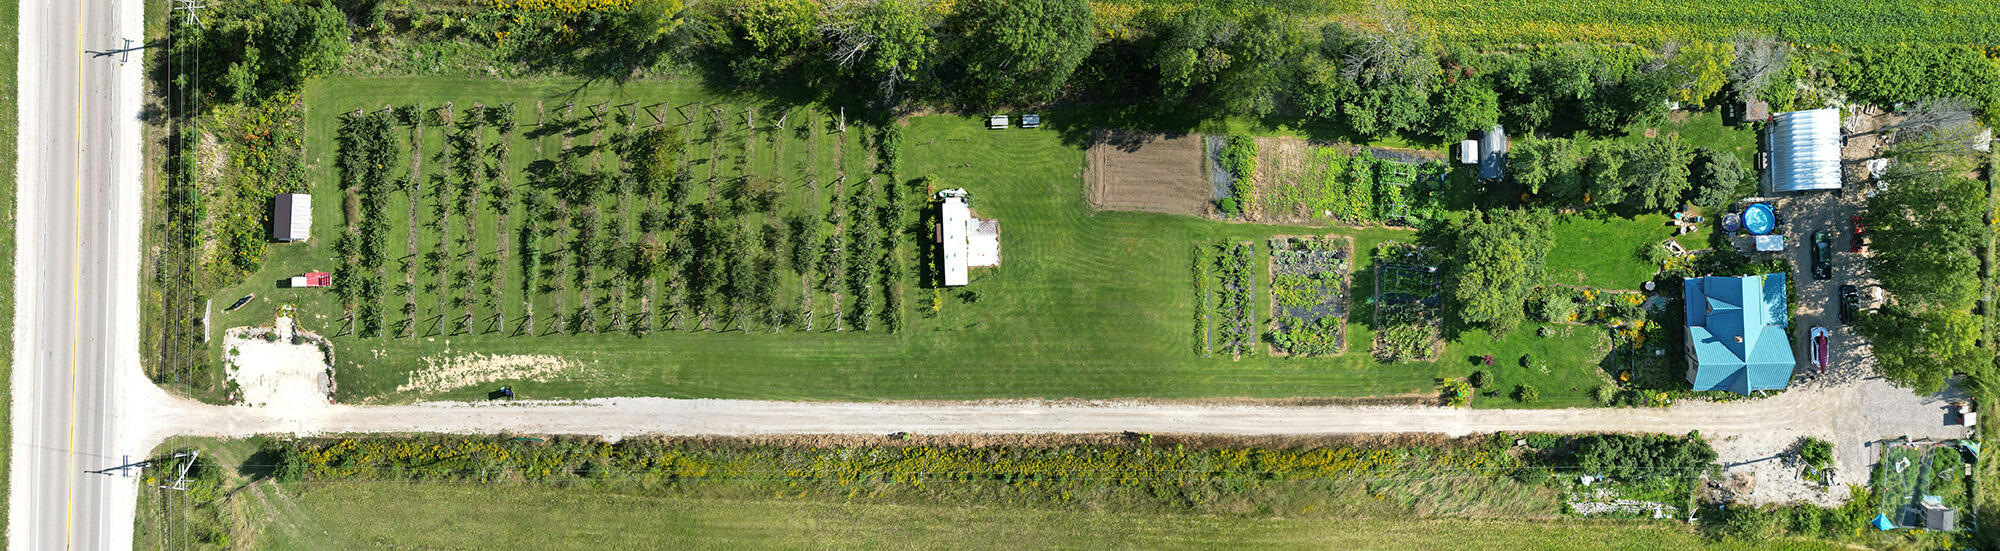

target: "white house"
[938,189,1000,287]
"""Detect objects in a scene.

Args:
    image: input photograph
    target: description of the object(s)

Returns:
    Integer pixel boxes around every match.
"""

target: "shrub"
[1724,505,1782,541]
[1591,385,1615,404]
[1513,384,1539,403]
[1219,136,1258,180]
[1636,240,1672,267]
[1469,370,1491,388]
[1519,353,1534,368]
[1441,378,1472,407]
[1536,296,1578,322]
[1797,437,1833,470]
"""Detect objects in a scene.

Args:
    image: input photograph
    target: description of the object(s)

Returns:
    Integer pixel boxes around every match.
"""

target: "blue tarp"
[1873,514,1895,531]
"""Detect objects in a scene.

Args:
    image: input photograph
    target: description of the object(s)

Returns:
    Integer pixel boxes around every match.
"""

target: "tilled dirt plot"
[1085,129,1211,215]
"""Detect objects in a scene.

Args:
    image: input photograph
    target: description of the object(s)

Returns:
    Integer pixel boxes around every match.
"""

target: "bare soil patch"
[395,351,590,395]
[1084,129,1211,216]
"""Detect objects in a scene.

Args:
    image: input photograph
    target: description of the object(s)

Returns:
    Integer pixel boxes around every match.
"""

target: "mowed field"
[200,77,1452,403]
[201,484,1843,551]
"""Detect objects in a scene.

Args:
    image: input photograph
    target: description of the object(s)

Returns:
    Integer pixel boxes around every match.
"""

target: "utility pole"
[159,451,199,491]
[172,0,205,28]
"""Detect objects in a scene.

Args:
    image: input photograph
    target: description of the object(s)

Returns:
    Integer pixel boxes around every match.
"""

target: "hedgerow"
[259,432,1720,517]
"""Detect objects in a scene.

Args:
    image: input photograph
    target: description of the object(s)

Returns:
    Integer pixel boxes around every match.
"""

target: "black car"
[1839,285,1858,325]
[1812,231,1833,280]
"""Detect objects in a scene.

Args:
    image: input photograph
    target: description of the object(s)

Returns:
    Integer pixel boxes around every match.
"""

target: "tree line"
[168,1,2000,135]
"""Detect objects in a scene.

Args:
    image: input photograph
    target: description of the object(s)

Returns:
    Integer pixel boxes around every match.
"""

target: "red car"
[1811,327,1829,374]
[1851,216,1866,252]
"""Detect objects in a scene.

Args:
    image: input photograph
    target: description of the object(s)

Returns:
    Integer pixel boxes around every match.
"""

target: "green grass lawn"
[1443,323,1615,409]
[0,0,20,543]
[1545,211,1707,291]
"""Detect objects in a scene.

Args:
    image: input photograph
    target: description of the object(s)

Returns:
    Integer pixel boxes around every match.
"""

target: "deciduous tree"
[948,0,1094,106]
[1450,209,1554,333]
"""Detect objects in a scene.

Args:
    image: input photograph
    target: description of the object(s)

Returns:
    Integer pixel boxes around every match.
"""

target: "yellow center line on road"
[64,5,85,548]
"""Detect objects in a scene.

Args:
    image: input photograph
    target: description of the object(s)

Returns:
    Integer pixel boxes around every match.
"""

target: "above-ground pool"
[1744,203,1776,235]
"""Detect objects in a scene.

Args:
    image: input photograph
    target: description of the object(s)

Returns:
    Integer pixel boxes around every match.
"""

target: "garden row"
[1202,241,1256,358]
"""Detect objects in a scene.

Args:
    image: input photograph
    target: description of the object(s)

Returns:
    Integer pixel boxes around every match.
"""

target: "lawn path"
[460,104,484,334]
[554,103,573,335]
[402,106,424,338]
[433,103,455,337]
[491,105,512,335]
[830,127,846,332]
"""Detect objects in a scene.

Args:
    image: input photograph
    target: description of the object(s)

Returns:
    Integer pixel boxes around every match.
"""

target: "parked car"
[1839,285,1858,325]
[1850,216,1867,252]
[1810,326,1829,374]
[1812,230,1833,280]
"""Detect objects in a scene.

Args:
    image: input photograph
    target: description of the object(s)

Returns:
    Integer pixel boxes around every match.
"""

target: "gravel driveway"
[134,341,1972,507]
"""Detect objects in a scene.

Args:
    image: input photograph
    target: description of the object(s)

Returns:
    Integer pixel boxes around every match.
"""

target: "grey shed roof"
[1479,125,1507,181]
[273,193,312,242]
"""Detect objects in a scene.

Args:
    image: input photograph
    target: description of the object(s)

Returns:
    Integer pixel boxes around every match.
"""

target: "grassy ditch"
[137,432,1930,550]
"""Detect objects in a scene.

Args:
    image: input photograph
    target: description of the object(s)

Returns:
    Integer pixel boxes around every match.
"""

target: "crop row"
[1211,242,1256,358]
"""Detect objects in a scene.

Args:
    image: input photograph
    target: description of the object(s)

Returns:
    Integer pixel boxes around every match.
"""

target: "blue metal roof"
[1684,274,1795,395]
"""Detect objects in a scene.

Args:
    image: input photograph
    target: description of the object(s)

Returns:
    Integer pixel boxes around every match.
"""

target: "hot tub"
[1743,203,1776,235]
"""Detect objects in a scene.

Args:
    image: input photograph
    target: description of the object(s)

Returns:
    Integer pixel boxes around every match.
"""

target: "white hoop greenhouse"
[1765,108,1842,193]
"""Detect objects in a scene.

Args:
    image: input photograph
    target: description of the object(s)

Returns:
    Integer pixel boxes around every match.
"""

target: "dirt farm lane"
[141,340,1971,507]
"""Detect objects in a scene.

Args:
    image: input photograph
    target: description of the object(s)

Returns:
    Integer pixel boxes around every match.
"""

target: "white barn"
[272,193,312,242]
[938,189,999,287]
[1765,108,1843,193]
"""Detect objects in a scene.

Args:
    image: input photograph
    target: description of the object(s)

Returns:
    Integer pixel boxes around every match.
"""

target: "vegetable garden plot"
[1267,235,1353,357]
[1375,161,1451,226]
[1372,241,1444,362]
[1202,241,1257,359]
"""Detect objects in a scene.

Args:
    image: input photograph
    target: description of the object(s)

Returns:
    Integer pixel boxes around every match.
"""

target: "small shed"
[272,193,312,242]
[1478,125,1507,181]
[1457,139,1479,164]
[1021,114,1041,129]
[987,115,1009,130]
[288,272,331,288]
[1921,497,1955,531]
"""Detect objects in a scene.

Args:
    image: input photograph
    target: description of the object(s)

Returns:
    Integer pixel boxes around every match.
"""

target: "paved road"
[8,0,146,548]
